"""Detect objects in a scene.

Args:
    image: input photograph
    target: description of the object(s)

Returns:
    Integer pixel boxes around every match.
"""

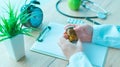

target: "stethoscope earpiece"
[55,0,109,19]
[82,0,108,19]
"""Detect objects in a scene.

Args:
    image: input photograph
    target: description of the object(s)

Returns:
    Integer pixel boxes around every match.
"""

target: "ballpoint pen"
[86,17,101,25]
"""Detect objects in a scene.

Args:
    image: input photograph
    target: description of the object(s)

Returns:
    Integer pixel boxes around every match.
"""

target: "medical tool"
[86,17,101,25]
[56,0,109,19]
[82,0,108,19]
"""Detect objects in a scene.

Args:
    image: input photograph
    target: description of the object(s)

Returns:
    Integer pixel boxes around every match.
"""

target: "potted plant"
[0,1,32,61]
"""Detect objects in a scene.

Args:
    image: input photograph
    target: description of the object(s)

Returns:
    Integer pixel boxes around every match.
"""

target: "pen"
[37,26,51,42]
[86,17,101,25]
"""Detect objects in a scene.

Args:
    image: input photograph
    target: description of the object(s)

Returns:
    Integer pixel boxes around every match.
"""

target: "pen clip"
[37,26,51,42]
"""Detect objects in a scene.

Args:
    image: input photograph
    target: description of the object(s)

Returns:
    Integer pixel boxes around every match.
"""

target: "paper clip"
[37,26,51,42]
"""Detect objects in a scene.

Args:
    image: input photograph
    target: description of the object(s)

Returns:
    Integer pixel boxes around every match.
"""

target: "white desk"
[0,0,120,67]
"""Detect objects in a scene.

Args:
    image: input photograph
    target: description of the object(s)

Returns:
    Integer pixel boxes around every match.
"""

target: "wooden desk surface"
[0,0,120,67]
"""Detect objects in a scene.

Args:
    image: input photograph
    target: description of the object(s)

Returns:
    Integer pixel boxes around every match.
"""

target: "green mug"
[68,0,81,11]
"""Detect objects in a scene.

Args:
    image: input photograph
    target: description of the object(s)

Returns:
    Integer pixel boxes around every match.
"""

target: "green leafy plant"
[0,1,33,41]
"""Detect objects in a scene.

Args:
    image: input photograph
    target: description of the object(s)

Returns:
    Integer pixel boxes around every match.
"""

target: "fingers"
[74,24,86,31]
[64,32,69,39]
[64,24,77,30]
[59,37,66,44]
[73,25,80,31]
[58,41,63,50]
[58,37,68,49]
[58,37,64,50]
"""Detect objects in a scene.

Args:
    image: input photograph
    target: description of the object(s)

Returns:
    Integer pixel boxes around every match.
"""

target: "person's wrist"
[87,25,93,42]
[88,33,93,42]
[69,51,84,62]
[67,45,82,59]
[67,50,82,59]
[66,52,84,67]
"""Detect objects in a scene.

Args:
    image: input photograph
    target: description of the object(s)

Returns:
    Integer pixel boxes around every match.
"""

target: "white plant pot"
[4,34,25,61]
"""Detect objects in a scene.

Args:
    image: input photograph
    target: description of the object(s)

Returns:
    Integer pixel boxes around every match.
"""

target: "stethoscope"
[82,0,108,19]
[56,0,109,19]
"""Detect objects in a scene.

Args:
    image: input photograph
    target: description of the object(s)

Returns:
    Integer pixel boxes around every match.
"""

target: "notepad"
[31,22,108,67]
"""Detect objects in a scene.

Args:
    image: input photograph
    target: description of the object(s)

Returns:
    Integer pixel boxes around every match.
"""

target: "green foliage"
[0,1,33,41]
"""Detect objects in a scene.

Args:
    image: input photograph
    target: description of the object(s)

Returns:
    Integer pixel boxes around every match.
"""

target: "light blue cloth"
[68,25,120,67]
[92,24,120,49]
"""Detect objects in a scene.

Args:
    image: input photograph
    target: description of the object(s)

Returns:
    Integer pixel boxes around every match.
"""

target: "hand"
[65,24,93,42]
[58,37,82,59]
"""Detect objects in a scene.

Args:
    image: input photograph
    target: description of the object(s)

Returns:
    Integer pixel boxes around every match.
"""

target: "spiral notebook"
[31,22,108,67]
